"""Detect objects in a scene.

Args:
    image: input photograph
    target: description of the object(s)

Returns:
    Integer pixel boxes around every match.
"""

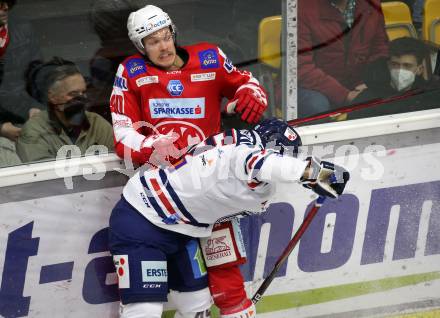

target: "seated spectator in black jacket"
[350,37,440,119]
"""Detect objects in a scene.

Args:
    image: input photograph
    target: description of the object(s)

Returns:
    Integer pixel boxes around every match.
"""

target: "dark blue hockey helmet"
[254,117,301,156]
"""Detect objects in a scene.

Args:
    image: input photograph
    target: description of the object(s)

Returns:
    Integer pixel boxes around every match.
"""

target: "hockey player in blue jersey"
[108,118,350,318]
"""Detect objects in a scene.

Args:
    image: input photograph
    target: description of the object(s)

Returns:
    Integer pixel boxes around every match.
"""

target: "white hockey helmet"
[127,5,175,54]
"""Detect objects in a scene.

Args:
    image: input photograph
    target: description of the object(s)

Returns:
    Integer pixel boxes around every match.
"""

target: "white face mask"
[390,68,416,91]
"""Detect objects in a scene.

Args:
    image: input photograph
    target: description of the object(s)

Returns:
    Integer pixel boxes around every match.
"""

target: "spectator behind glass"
[0,0,21,141]
[0,106,21,167]
[350,37,440,118]
[412,0,424,30]
[0,0,44,125]
[16,57,114,163]
[0,0,21,167]
[297,0,389,119]
[88,0,138,123]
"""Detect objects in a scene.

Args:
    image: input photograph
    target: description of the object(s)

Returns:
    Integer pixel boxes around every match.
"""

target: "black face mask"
[63,95,88,126]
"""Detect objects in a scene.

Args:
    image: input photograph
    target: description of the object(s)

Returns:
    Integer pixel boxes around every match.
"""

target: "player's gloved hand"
[301,156,350,198]
[226,83,268,124]
[144,132,185,167]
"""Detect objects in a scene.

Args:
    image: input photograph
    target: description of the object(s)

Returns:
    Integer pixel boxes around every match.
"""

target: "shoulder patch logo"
[198,49,219,69]
[284,127,297,141]
[126,58,147,78]
[218,47,235,73]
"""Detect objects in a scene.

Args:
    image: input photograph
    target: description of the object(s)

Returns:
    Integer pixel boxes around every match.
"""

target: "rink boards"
[1,113,440,318]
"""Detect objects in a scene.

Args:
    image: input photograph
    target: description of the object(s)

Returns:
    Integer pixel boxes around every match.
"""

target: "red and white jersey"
[122,129,308,237]
[110,42,261,164]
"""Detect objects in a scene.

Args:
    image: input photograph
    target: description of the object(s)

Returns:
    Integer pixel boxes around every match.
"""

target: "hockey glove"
[301,156,350,198]
[144,132,185,167]
[226,83,268,124]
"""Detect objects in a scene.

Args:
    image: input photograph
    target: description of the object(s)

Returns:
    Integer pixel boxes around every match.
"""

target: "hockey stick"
[287,88,424,127]
[251,196,326,304]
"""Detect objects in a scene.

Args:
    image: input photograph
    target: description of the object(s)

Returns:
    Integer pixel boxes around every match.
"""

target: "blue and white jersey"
[122,129,308,237]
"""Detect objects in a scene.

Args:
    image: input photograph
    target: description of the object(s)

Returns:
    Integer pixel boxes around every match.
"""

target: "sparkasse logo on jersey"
[198,49,219,69]
[167,80,184,96]
[149,98,205,119]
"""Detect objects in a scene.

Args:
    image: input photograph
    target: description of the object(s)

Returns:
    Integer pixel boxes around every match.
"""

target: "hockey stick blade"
[251,196,326,304]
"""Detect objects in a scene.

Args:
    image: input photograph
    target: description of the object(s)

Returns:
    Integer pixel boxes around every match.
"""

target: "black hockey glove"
[301,156,350,198]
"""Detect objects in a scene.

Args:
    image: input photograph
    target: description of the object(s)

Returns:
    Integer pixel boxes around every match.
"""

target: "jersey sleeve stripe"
[139,175,167,220]
[236,129,258,146]
[150,178,178,216]
[247,181,263,188]
[244,150,264,172]
[250,156,266,180]
[246,155,259,171]
[141,174,190,225]
[243,151,258,175]
[244,149,273,185]
[159,170,210,228]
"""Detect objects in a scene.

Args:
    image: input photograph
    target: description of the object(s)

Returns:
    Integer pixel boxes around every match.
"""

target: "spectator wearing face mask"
[16,57,114,163]
[350,37,440,118]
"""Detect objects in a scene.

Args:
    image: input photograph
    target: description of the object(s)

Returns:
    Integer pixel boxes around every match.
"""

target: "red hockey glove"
[144,132,185,167]
[226,83,268,124]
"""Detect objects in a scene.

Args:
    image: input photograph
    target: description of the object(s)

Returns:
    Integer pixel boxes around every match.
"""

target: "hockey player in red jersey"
[110,4,268,318]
